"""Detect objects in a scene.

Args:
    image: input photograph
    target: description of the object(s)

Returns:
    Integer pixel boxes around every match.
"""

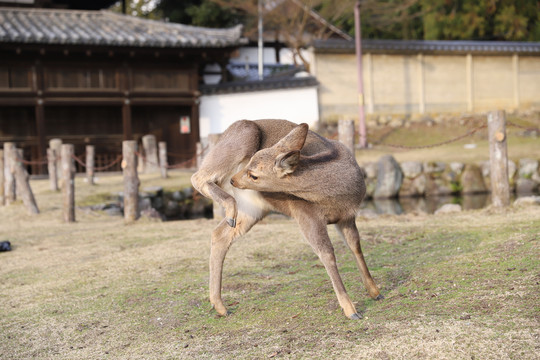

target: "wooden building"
[0,6,243,174]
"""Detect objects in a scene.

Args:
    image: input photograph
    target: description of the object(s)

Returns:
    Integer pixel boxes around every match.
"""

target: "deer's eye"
[248,173,258,180]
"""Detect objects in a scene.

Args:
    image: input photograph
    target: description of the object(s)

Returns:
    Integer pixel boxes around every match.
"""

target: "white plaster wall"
[199,86,319,138]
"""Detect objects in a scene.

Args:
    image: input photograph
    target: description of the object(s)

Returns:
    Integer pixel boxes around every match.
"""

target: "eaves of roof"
[312,39,540,56]
[0,7,245,49]
[200,76,318,96]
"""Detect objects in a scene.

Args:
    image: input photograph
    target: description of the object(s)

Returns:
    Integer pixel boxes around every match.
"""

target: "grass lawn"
[356,113,540,164]
[1,170,539,359]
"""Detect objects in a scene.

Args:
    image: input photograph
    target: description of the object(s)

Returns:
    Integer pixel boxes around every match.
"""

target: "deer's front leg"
[209,220,233,316]
[209,213,259,316]
[296,215,360,319]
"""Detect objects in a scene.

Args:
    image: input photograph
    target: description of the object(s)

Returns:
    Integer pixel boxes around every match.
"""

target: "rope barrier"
[507,120,540,132]
[370,124,488,150]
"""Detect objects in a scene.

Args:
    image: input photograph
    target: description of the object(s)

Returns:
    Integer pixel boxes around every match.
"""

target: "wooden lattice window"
[45,67,118,90]
[0,66,32,89]
[132,69,191,91]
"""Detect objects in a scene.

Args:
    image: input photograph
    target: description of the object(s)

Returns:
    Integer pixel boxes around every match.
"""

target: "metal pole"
[258,0,264,80]
[354,1,367,148]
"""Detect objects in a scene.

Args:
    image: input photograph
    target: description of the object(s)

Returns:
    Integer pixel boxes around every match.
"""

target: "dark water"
[360,193,530,215]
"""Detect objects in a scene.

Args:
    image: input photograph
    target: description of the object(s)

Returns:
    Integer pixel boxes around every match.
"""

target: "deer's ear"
[275,123,308,152]
[274,150,300,177]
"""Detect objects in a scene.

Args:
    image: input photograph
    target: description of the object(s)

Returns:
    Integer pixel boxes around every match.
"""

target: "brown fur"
[191,119,381,319]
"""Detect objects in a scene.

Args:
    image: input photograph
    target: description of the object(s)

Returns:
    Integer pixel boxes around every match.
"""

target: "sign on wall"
[180,116,191,134]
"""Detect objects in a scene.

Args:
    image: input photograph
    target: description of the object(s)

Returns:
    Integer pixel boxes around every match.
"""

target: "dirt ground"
[1,170,539,359]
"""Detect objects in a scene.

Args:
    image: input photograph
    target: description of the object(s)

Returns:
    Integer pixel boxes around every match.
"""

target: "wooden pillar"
[0,149,4,206]
[61,144,76,222]
[12,148,39,214]
[122,99,132,141]
[122,140,139,222]
[158,141,168,178]
[3,142,16,205]
[142,134,159,173]
[35,99,46,175]
[488,110,510,208]
[47,148,59,191]
[338,119,355,155]
[86,145,95,185]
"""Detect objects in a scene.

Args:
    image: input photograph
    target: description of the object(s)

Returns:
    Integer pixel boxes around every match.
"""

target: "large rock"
[360,162,378,198]
[434,203,462,215]
[399,174,426,197]
[461,164,487,194]
[516,178,539,194]
[373,155,403,198]
[424,161,446,174]
[513,196,540,207]
[518,158,539,178]
[400,161,423,178]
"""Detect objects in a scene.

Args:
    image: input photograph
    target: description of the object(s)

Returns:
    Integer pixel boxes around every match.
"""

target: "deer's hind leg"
[191,120,262,227]
[209,211,259,316]
[335,219,382,300]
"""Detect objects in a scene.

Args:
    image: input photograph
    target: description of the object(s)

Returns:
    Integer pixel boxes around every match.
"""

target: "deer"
[191,119,383,320]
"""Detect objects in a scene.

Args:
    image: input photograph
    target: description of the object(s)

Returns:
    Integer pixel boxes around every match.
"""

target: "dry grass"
[356,113,540,164]
[1,170,539,359]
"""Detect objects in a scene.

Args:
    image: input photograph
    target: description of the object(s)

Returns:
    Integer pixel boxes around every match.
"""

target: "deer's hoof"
[375,294,385,301]
[226,217,236,228]
[349,313,362,320]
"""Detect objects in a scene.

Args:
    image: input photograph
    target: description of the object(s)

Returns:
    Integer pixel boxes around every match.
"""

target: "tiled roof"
[200,74,318,95]
[0,7,245,48]
[227,63,305,81]
[313,39,540,55]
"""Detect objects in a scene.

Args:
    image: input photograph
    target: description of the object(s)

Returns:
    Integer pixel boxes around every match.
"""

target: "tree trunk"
[47,148,59,191]
[3,142,16,205]
[12,148,39,214]
[61,144,76,222]
[122,140,140,222]
[86,145,95,185]
[0,149,4,206]
[49,138,63,188]
[488,110,510,207]
[158,141,168,179]
[142,134,159,173]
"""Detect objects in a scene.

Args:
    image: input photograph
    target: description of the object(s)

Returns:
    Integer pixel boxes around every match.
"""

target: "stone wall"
[361,156,540,199]
[313,52,540,123]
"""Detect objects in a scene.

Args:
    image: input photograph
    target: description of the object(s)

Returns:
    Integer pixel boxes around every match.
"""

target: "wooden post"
[142,134,159,173]
[86,145,95,185]
[338,119,355,155]
[47,148,59,191]
[3,142,16,205]
[49,138,63,188]
[12,148,39,214]
[122,140,139,222]
[158,141,168,179]
[488,110,510,207]
[0,149,4,206]
[61,144,76,222]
